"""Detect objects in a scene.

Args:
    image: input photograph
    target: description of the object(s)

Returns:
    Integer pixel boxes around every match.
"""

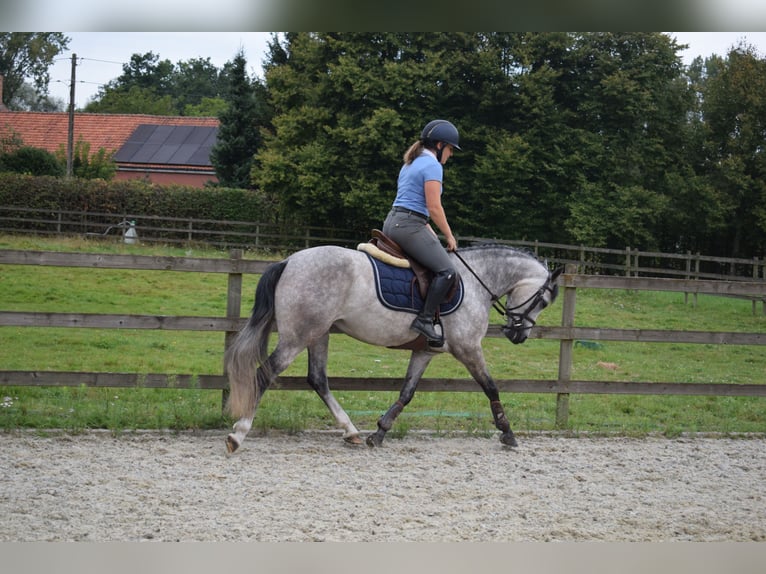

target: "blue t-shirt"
[392,150,442,217]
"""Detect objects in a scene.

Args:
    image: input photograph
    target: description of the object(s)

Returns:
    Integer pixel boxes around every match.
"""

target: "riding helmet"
[420,119,461,150]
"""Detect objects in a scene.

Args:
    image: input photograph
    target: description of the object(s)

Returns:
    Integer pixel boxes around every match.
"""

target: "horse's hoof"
[366,433,383,448]
[500,433,518,447]
[343,434,363,446]
[225,434,240,454]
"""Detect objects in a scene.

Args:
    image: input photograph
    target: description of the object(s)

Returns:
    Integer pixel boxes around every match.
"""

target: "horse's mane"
[458,242,540,261]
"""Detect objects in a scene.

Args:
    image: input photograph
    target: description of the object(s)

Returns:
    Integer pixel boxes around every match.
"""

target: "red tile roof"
[0,111,219,159]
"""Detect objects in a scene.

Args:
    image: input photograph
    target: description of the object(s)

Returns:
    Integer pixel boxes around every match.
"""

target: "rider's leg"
[410,269,456,344]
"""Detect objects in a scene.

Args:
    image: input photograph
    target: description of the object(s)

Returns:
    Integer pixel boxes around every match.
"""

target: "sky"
[46,32,766,109]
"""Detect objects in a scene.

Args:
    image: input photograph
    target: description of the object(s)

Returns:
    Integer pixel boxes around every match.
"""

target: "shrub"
[0,172,275,225]
[0,146,65,177]
[54,139,117,180]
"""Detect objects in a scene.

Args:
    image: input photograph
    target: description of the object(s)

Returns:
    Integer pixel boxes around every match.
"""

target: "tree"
[0,33,70,110]
[84,52,228,116]
[210,50,266,188]
[252,33,501,230]
[172,57,226,112]
[697,43,766,258]
[85,52,177,114]
[84,85,177,115]
[559,33,693,250]
[247,32,765,257]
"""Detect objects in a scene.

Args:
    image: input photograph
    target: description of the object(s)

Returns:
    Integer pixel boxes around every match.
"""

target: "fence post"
[222,249,243,412]
[625,247,631,277]
[753,256,766,316]
[685,250,692,305]
[693,252,701,308]
[556,263,578,428]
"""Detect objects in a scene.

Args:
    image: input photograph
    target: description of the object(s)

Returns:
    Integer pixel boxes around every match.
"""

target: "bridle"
[453,249,557,341]
[504,280,556,330]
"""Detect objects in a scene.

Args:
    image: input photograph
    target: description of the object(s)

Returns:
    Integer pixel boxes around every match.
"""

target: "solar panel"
[115,124,218,166]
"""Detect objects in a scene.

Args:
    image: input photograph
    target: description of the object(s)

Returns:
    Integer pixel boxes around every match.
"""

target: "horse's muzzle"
[502,325,528,345]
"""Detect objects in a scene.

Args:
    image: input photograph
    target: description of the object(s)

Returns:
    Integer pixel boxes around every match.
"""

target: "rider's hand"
[446,235,458,252]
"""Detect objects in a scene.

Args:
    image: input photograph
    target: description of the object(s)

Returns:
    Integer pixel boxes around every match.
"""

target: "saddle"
[357,230,462,352]
[358,229,457,300]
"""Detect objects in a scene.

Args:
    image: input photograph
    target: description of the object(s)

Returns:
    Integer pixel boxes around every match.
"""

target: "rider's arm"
[424,180,457,251]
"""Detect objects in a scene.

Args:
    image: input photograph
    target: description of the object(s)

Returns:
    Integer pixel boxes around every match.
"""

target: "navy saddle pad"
[365,254,463,315]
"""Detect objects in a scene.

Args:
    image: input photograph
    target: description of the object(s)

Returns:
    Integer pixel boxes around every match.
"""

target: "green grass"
[1,233,764,437]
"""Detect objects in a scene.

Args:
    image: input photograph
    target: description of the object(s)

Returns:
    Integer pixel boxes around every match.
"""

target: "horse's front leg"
[366,351,434,447]
[454,346,518,447]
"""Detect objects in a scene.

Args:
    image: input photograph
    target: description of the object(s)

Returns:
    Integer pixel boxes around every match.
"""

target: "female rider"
[382,119,460,346]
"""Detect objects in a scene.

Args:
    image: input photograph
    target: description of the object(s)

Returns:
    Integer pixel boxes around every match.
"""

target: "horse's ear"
[551,267,564,282]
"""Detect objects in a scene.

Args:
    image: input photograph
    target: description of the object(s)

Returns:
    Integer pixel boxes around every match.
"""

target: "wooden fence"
[1,249,765,427]
[2,205,765,287]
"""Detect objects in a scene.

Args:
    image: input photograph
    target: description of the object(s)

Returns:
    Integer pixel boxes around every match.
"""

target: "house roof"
[0,111,220,169]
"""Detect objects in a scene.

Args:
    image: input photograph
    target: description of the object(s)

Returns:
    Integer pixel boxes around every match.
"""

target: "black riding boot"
[410,270,455,346]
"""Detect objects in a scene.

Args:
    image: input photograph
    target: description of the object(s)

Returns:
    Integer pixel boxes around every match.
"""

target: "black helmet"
[420,119,461,150]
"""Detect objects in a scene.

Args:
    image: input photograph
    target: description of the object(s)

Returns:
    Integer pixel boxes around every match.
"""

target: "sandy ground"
[0,430,764,542]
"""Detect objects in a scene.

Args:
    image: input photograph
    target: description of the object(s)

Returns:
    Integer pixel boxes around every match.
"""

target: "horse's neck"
[461,249,544,294]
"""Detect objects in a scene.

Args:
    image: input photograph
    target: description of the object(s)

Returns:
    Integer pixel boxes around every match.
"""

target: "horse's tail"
[224,259,288,419]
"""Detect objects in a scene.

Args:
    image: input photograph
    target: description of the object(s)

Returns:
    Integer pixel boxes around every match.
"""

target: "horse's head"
[502,267,563,344]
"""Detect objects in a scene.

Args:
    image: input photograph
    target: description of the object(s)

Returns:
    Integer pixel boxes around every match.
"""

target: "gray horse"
[224,244,562,452]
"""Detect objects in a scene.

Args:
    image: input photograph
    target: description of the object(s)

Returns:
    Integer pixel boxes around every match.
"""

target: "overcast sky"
[46,32,766,109]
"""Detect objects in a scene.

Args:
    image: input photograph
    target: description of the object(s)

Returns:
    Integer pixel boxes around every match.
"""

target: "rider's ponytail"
[403,140,425,164]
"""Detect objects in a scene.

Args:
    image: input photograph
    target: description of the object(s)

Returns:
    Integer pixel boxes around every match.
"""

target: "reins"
[453,250,507,317]
[453,249,555,323]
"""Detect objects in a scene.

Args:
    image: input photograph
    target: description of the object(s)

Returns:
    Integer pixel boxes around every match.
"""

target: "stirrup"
[410,316,444,347]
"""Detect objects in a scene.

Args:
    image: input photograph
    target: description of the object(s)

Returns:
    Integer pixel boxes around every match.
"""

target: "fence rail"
[1,249,765,427]
[2,205,765,282]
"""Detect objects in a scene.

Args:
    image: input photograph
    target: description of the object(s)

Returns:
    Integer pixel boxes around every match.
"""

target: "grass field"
[1,233,764,437]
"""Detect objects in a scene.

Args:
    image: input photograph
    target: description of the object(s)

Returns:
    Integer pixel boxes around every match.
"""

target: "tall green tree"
[210,50,266,188]
[0,33,70,110]
[84,85,178,115]
[173,57,226,113]
[84,52,227,116]
[697,43,766,258]
[248,32,765,258]
[465,32,576,242]
[253,32,500,231]
[86,52,176,114]
[561,32,691,250]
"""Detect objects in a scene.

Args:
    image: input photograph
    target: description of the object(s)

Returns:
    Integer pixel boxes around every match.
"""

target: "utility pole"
[66,53,77,178]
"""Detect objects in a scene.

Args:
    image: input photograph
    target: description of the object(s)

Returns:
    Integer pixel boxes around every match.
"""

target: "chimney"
[0,75,8,112]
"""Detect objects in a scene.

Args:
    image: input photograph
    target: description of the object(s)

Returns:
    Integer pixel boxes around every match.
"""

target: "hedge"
[0,173,276,224]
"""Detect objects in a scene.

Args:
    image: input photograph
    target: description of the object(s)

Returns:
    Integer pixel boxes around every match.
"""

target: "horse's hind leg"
[307,334,362,444]
[226,342,304,453]
[366,351,434,447]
